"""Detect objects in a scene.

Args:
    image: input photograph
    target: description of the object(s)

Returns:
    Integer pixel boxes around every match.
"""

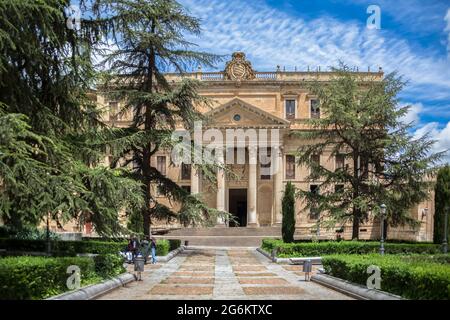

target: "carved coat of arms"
[224,52,256,81]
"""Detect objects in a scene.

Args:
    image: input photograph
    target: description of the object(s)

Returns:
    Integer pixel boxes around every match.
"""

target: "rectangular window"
[260,148,271,180]
[181,163,191,180]
[109,101,118,121]
[310,99,320,119]
[335,154,345,171]
[309,184,320,220]
[285,155,296,179]
[360,157,369,180]
[181,185,191,194]
[285,100,296,120]
[157,156,166,176]
[335,184,344,193]
[155,183,164,197]
[311,154,320,167]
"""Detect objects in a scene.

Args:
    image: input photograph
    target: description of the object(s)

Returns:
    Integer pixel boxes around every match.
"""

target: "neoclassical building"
[73,52,435,242]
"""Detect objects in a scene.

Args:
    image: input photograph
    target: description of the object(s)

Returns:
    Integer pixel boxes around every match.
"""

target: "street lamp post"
[380,204,386,255]
[443,206,448,254]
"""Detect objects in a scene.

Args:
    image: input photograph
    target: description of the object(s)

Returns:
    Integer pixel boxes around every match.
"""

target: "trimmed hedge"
[0,238,180,256]
[0,254,125,300]
[322,254,450,300]
[261,239,441,257]
[168,239,181,252]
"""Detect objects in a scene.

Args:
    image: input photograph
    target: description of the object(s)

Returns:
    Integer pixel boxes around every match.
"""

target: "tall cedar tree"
[282,182,296,243]
[90,0,231,235]
[0,0,144,235]
[434,166,450,244]
[296,66,443,239]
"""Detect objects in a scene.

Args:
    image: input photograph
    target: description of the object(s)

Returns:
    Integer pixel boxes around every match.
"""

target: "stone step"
[164,226,282,237]
[167,236,267,247]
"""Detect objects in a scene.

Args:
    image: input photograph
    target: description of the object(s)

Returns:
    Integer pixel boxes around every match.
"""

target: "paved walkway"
[97,248,352,300]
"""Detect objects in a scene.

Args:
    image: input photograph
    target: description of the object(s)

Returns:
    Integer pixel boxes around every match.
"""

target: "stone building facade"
[63,52,434,242]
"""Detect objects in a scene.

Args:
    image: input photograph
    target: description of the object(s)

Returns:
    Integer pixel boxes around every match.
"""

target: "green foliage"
[93,254,125,278]
[168,239,182,252]
[127,209,144,235]
[0,238,179,256]
[261,239,441,257]
[434,166,450,244]
[322,254,450,299]
[282,182,296,243]
[0,254,125,300]
[0,225,59,240]
[156,239,170,256]
[0,238,127,255]
[0,0,145,235]
[295,66,443,239]
[87,0,229,234]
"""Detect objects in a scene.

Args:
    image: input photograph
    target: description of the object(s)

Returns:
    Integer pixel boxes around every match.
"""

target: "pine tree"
[296,66,443,240]
[89,0,230,235]
[0,0,144,235]
[282,182,296,243]
[434,166,450,244]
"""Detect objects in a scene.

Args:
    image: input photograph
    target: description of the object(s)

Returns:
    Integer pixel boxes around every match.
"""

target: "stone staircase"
[160,226,282,247]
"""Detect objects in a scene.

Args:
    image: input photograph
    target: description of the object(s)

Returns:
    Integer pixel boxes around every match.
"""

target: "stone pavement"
[96,248,352,300]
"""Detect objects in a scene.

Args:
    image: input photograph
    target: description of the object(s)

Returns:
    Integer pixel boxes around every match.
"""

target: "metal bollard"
[303,259,312,281]
[134,256,145,281]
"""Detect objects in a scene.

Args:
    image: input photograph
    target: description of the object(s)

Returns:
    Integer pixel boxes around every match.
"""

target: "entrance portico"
[189,98,289,227]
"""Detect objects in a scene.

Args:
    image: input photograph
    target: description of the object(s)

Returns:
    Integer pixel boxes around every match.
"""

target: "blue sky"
[179,0,450,163]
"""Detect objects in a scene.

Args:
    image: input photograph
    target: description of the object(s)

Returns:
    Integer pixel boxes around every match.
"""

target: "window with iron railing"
[285,155,296,179]
[309,184,320,220]
[335,154,345,171]
[181,163,191,180]
[285,99,296,120]
[310,99,320,119]
[157,156,166,176]
[109,101,118,121]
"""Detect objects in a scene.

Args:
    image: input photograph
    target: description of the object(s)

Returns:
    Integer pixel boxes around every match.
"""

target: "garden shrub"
[156,239,170,256]
[261,239,441,257]
[168,239,181,252]
[322,254,450,300]
[282,182,296,243]
[93,254,126,278]
[0,254,126,300]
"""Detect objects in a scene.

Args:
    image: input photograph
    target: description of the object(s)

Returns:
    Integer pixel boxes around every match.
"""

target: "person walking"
[150,237,157,264]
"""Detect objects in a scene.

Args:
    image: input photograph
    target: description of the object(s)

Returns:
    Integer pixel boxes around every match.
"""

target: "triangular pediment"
[204,98,290,129]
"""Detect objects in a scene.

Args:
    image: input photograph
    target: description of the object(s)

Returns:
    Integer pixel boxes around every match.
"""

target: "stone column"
[190,165,199,194]
[247,146,258,227]
[216,149,226,226]
[273,146,283,225]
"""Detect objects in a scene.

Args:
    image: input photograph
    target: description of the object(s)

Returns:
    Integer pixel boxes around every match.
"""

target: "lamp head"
[380,204,387,215]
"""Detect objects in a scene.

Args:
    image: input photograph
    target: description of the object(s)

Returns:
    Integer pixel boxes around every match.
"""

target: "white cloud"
[413,121,450,164]
[400,102,423,125]
[180,0,450,103]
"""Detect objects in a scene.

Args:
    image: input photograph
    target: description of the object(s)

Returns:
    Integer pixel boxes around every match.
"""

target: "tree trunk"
[352,213,360,240]
[141,21,156,237]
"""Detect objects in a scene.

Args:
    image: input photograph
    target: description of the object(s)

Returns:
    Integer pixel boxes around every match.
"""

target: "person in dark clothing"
[140,236,150,264]
[129,236,140,260]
